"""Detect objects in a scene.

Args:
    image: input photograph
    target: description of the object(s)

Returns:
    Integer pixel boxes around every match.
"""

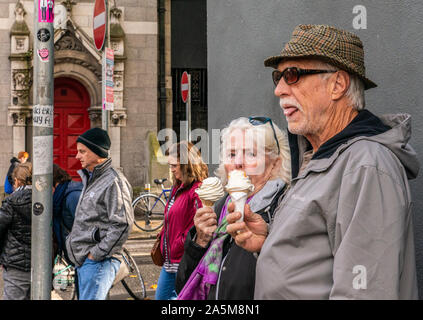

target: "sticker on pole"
[33,135,53,175]
[39,0,54,23]
[33,202,44,216]
[103,48,114,110]
[93,0,106,51]
[37,28,51,42]
[33,105,53,127]
[181,71,189,103]
[37,48,50,62]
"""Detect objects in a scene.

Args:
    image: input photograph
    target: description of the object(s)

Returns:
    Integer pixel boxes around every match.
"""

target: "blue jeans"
[76,257,121,300]
[155,267,177,300]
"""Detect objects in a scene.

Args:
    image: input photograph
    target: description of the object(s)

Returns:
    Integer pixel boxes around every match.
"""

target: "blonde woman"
[155,141,208,300]
[176,117,291,300]
[0,162,32,300]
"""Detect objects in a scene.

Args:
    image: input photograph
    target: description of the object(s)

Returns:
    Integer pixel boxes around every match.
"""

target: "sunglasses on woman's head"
[248,116,280,155]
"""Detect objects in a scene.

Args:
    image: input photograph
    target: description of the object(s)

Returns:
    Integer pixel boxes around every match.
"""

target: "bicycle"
[132,178,172,232]
[52,247,146,300]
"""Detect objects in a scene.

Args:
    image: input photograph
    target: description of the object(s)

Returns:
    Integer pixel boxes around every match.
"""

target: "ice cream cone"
[195,177,225,206]
[229,191,249,222]
[201,199,215,207]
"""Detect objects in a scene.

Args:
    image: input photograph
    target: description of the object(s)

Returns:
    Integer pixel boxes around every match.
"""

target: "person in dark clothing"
[5,151,28,195]
[0,162,32,300]
[176,117,291,300]
[52,164,83,264]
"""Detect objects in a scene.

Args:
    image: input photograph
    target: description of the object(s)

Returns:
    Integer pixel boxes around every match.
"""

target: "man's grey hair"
[315,61,365,111]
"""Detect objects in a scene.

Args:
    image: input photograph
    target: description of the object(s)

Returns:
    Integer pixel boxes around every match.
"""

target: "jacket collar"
[79,158,112,186]
[171,180,200,196]
[289,110,394,180]
[312,110,390,160]
[249,179,286,213]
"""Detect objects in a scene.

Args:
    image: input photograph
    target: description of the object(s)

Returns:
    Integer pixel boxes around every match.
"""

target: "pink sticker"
[37,48,49,62]
[39,0,54,23]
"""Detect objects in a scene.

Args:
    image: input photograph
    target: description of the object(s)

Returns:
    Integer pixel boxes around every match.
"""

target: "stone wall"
[0,0,170,190]
[0,3,14,183]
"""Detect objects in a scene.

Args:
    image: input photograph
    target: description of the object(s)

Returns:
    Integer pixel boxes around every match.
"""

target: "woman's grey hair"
[214,117,291,186]
[316,61,365,111]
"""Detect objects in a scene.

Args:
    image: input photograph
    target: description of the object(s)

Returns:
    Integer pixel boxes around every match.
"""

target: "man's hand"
[226,203,268,253]
[193,207,218,248]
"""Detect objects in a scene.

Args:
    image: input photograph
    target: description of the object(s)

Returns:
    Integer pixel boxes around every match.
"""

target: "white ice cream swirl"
[195,177,225,202]
[225,170,254,193]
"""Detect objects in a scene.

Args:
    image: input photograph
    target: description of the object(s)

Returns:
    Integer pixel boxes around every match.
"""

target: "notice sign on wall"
[103,48,114,111]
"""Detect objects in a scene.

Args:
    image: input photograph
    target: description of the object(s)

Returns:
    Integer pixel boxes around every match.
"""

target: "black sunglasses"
[248,116,280,155]
[272,67,336,86]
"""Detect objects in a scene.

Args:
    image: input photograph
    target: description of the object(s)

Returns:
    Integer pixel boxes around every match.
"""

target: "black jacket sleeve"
[175,225,208,293]
[0,200,13,255]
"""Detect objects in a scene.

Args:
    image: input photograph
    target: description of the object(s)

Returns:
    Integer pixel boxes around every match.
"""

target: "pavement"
[0,227,163,300]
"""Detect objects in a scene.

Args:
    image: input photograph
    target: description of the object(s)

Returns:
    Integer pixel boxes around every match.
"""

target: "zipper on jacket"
[163,183,187,264]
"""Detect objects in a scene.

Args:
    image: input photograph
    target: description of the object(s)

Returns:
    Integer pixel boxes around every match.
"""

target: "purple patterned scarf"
[178,196,251,300]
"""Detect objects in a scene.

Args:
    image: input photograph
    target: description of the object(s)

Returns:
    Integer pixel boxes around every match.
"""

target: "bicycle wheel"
[132,194,165,232]
[120,247,146,300]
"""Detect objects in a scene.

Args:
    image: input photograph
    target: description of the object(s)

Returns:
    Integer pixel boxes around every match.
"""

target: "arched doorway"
[54,77,91,181]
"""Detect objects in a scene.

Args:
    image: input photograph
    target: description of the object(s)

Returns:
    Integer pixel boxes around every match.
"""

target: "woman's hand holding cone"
[193,207,218,248]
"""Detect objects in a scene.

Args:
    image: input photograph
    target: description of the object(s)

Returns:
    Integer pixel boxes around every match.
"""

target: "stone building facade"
[0,0,173,189]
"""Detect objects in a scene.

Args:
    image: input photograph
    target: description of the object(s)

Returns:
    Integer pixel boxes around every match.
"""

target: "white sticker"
[35,176,48,191]
[33,135,53,175]
[33,105,53,127]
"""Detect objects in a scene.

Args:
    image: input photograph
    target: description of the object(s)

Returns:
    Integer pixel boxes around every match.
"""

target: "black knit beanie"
[77,128,111,158]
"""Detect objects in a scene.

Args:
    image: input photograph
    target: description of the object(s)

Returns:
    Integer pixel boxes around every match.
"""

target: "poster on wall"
[39,0,54,23]
[103,48,114,111]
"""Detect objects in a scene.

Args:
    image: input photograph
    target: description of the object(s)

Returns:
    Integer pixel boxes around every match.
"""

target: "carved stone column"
[9,1,32,155]
[109,4,127,169]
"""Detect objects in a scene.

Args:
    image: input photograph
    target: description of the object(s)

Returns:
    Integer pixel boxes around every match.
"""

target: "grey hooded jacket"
[65,158,134,267]
[255,111,419,299]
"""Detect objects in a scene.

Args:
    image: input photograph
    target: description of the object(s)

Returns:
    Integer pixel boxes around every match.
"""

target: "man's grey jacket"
[255,110,420,299]
[65,158,134,267]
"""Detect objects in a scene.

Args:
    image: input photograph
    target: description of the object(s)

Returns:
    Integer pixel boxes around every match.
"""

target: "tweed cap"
[264,24,377,90]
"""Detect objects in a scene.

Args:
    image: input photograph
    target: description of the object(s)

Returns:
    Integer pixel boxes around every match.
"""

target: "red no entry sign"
[181,71,189,103]
[93,0,106,51]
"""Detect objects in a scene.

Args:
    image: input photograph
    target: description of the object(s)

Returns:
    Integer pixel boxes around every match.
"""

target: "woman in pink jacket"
[155,141,208,300]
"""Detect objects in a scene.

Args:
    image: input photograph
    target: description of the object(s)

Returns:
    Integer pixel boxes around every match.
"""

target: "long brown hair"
[168,141,208,187]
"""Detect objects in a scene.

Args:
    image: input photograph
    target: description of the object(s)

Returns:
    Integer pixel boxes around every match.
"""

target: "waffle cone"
[201,199,215,207]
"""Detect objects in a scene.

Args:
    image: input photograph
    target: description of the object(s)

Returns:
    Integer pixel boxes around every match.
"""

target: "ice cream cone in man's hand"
[225,170,254,222]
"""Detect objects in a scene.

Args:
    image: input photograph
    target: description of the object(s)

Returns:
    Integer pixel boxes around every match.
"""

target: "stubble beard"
[280,97,315,136]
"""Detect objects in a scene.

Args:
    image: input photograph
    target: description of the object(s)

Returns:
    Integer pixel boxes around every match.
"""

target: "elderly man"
[226,24,419,299]
[65,128,134,300]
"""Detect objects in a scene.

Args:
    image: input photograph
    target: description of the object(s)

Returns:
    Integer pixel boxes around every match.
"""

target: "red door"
[54,78,91,181]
